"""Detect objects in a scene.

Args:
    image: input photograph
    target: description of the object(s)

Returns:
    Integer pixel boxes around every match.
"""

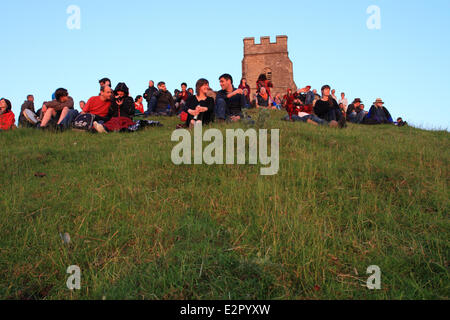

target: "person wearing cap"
[365,98,393,124]
[347,98,367,124]
[0,98,16,131]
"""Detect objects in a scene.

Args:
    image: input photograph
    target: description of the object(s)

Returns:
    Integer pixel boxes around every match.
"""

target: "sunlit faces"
[219,78,232,91]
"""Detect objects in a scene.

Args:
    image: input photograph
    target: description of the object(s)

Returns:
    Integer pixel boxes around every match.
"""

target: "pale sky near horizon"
[1,0,449,130]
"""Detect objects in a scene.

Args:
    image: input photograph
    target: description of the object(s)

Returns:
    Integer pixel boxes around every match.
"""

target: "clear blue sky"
[1,0,449,130]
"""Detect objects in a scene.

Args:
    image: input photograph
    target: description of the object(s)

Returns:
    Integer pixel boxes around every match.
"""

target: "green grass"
[0,110,448,300]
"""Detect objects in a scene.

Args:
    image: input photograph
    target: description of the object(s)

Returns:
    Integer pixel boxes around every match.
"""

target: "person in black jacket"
[143,80,158,113]
[107,82,135,119]
[185,78,215,127]
[314,85,345,127]
[18,94,35,127]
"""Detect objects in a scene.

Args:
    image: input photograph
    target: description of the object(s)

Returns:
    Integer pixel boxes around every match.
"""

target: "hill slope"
[0,110,448,300]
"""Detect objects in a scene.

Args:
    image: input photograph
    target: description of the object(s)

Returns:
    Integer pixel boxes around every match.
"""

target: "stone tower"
[242,35,297,97]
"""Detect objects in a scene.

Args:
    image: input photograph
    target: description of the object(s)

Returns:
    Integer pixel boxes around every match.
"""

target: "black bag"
[73,114,94,131]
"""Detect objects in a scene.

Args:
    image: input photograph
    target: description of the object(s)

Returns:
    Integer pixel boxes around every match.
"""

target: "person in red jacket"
[0,98,15,131]
[82,86,113,122]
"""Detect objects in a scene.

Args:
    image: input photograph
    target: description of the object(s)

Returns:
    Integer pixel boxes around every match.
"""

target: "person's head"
[305,85,312,92]
[331,89,336,95]
[321,85,331,97]
[257,74,267,82]
[360,104,365,110]
[157,81,166,91]
[188,88,194,95]
[219,74,233,91]
[79,100,86,108]
[135,95,143,103]
[353,98,362,107]
[195,78,210,96]
[341,92,345,98]
[287,88,292,95]
[397,117,403,122]
[240,78,247,86]
[260,87,267,95]
[27,95,34,102]
[313,89,317,94]
[100,86,113,101]
[181,83,187,91]
[114,83,129,97]
[374,98,384,108]
[0,98,12,113]
[149,80,154,87]
[99,78,111,87]
[55,88,69,102]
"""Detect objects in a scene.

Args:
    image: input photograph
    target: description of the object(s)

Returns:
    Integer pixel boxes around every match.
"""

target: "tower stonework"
[242,35,297,97]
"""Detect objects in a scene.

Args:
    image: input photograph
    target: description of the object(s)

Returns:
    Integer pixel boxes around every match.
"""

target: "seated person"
[94,83,135,133]
[256,87,271,108]
[82,86,113,122]
[346,98,366,124]
[174,83,190,115]
[134,95,145,115]
[314,85,343,123]
[40,88,74,129]
[185,78,215,127]
[146,82,175,116]
[19,95,35,127]
[215,73,245,122]
[0,98,15,131]
[365,98,394,125]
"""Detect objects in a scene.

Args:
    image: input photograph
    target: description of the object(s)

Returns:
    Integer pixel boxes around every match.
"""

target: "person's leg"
[60,109,79,129]
[215,98,227,121]
[57,107,70,125]
[145,96,157,115]
[356,112,366,124]
[40,109,57,127]
[310,114,326,125]
[347,112,357,123]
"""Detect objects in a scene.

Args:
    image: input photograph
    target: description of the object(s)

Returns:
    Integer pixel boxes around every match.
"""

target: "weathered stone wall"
[242,35,297,98]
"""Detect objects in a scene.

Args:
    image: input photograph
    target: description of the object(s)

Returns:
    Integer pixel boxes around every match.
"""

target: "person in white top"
[338,92,349,113]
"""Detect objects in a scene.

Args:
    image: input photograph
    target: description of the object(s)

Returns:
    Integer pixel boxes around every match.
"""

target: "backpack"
[73,113,95,131]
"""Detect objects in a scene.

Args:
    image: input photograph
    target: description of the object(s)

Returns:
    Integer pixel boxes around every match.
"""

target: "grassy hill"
[0,110,448,300]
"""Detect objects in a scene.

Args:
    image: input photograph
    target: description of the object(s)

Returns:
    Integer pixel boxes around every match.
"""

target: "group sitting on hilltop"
[0,73,405,133]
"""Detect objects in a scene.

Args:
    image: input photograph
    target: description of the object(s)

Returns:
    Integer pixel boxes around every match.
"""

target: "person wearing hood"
[107,82,135,119]
[365,98,394,125]
[93,82,135,133]
[0,98,15,131]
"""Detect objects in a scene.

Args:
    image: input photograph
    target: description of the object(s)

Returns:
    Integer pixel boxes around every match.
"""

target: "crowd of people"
[0,74,407,133]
